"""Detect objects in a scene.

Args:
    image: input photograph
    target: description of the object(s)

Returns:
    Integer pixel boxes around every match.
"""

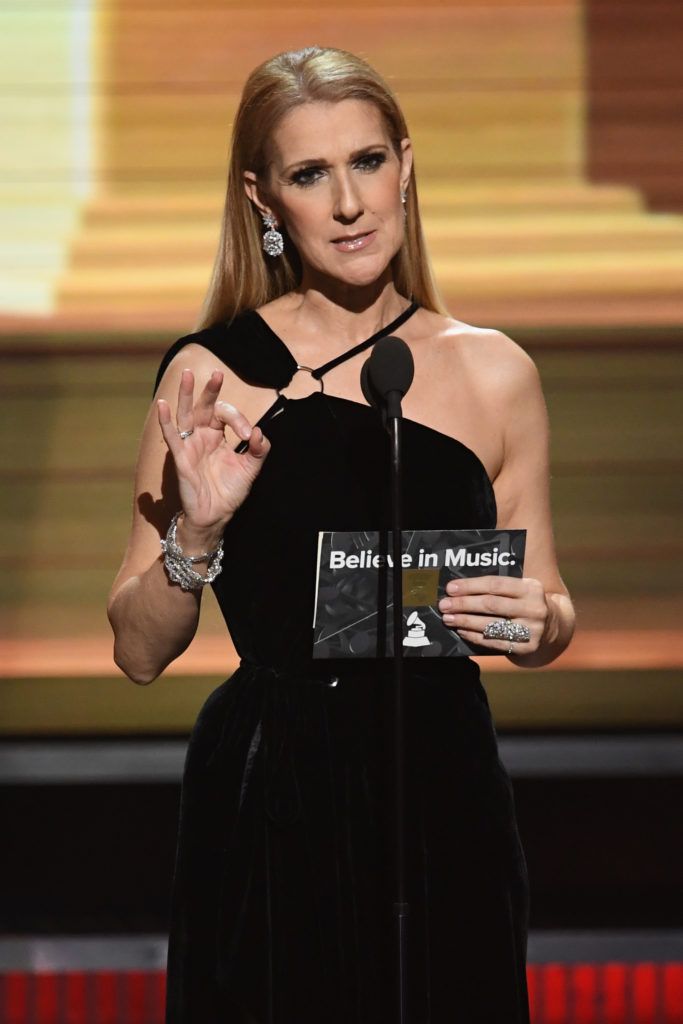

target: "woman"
[108,46,574,1023]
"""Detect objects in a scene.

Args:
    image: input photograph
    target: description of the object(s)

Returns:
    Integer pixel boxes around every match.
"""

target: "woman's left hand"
[438,575,550,656]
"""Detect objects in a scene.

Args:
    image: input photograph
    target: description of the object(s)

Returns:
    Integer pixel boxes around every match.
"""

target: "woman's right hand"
[156,367,271,538]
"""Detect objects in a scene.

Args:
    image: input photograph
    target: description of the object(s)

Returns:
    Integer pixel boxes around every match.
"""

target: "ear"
[398,138,413,196]
[243,170,279,225]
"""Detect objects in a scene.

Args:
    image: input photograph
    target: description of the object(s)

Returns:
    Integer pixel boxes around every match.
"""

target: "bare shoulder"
[415,308,540,395]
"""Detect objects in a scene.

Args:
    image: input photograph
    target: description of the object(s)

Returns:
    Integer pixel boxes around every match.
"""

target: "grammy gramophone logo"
[402,610,431,648]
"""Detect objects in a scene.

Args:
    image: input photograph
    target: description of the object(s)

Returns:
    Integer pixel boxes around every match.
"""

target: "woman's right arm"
[107,347,270,684]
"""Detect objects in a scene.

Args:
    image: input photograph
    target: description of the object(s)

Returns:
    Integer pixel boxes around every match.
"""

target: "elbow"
[109,612,162,685]
[113,643,161,685]
[107,580,191,685]
[108,586,161,685]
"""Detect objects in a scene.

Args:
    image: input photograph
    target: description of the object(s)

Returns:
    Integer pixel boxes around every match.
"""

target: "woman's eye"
[291,167,323,188]
[355,152,386,172]
[290,152,387,187]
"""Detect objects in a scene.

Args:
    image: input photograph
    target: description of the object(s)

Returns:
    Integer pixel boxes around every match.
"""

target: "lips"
[331,230,376,252]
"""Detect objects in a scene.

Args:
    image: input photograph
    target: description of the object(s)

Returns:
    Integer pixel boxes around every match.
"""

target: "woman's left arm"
[439,337,575,667]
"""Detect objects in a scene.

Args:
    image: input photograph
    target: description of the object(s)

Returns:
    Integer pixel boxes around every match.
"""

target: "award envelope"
[312,528,526,658]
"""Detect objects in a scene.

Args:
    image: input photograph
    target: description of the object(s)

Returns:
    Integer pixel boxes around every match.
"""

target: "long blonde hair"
[195,46,447,330]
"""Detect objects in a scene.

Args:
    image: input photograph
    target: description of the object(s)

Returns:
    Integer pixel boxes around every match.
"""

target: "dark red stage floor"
[1,962,683,1024]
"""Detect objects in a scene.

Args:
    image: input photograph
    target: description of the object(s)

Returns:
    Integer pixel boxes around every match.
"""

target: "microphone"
[361,334,414,1014]
[362,336,414,420]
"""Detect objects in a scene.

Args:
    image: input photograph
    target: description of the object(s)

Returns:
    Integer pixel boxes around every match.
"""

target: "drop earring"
[400,190,407,218]
[261,212,284,257]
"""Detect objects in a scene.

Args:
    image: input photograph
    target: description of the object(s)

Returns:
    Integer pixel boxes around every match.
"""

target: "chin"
[329,254,395,289]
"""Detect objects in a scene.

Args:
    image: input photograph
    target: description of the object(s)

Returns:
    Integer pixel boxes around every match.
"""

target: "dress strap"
[231,299,420,454]
[154,298,420,398]
[310,299,420,381]
[152,314,297,396]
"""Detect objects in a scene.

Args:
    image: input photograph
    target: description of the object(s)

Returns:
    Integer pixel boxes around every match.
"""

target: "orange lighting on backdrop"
[2,0,682,333]
[1,1,682,734]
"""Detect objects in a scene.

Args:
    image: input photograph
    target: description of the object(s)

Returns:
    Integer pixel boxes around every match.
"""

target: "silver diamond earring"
[261,212,284,257]
[401,190,407,218]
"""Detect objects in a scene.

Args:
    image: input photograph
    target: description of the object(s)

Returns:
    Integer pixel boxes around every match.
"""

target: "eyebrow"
[281,143,390,175]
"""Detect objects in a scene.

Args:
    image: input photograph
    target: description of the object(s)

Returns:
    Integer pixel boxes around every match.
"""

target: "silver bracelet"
[160,511,224,591]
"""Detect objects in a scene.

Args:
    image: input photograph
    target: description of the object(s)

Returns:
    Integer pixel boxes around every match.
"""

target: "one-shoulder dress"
[153,302,530,1024]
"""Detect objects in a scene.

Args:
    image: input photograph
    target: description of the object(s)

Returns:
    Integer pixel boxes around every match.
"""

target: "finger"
[213,400,254,441]
[176,368,195,433]
[439,593,520,619]
[445,575,524,598]
[242,425,270,462]
[441,612,500,635]
[157,398,184,460]
[454,628,518,654]
[193,370,224,427]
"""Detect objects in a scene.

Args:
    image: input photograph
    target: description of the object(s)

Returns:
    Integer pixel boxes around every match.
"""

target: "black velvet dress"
[153,302,530,1024]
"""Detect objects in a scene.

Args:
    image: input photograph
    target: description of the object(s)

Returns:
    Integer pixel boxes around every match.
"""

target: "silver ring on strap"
[276,365,325,398]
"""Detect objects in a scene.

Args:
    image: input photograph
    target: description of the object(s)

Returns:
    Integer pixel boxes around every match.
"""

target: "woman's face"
[245,98,412,291]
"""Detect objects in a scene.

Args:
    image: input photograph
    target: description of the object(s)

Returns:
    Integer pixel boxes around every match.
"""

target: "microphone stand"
[362,338,414,1024]
[386,389,409,1024]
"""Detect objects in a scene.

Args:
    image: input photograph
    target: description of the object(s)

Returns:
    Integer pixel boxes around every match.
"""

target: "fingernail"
[438,599,451,612]
[446,581,459,594]
[240,425,252,440]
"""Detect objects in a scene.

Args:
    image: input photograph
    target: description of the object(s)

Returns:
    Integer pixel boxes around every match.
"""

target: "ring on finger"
[482,619,531,643]
[179,428,194,440]
[482,617,510,641]
[508,622,530,643]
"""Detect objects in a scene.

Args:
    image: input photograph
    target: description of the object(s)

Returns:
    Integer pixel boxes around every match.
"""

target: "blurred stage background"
[1,1,682,1021]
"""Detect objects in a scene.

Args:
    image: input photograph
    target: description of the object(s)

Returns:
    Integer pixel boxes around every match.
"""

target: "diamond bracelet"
[160,511,224,591]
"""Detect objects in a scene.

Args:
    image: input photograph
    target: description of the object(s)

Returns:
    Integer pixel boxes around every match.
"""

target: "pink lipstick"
[331,230,376,252]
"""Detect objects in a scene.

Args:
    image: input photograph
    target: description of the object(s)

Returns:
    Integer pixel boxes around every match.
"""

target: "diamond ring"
[482,619,531,643]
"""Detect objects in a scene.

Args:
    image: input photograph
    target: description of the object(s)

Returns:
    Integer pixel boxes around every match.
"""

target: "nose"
[332,170,364,223]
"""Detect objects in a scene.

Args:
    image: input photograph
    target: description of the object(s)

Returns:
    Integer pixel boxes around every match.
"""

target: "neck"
[288,271,411,346]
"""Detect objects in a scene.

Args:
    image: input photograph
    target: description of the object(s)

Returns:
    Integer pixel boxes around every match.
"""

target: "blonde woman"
[108,46,574,1024]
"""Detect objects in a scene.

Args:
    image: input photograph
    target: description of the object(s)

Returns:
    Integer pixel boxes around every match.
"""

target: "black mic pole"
[389,399,409,1024]
[362,338,414,1024]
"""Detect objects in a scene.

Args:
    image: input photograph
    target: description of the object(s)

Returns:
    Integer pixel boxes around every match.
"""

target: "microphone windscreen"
[367,336,414,399]
[360,358,380,410]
